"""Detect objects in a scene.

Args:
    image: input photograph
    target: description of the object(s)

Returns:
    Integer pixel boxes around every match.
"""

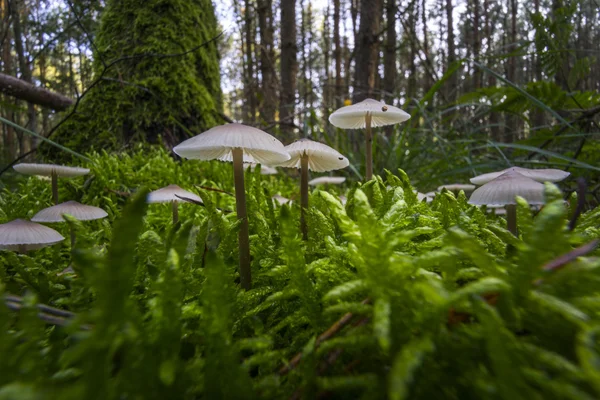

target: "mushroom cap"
[308,176,346,186]
[468,170,546,206]
[173,123,290,165]
[329,98,410,129]
[470,167,570,185]
[0,219,64,251]
[147,184,203,204]
[248,163,278,175]
[272,195,292,205]
[437,183,476,192]
[32,201,108,223]
[276,139,349,172]
[13,163,90,178]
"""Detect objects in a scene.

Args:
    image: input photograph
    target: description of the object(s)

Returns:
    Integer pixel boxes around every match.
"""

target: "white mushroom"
[173,123,290,290]
[470,166,570,186]
[308,176,346,186]
[147,184,203,224]
[32,201,107,248]
[329,98,410,181]
[0,219,64,253]
[276,139,349,239]
[437,183,476,193]
[469,170,546,235]
[13,163,90,205]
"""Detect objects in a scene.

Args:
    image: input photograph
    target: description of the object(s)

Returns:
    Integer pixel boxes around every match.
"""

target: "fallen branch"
[0,72,74,110]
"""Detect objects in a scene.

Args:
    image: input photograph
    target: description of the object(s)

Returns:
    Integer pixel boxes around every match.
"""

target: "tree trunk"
[279,0,297,138]
[445,0,456,102]
[323,3,331,129]
[257,0,277,127]
[472,0,481,89]
[484,0,500,141]
[421,0,431,92]
[0,73,74,110]
[1,0,16,160]
[333,0,342,108]
[244,0,257,123]
[352,0,382,102]
[383,0,396,105]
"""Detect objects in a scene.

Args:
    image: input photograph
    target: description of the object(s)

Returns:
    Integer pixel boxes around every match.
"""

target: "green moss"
[42,0,222,161]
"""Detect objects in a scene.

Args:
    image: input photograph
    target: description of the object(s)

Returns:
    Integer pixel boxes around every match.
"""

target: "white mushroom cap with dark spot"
[0,219,64,251]
[13,163,90,178]
[31,201,108,223]
[146,184,203,204]
[276,139,349,172]
[437,183,476,192]
[329,98,410,129]
[470,166,570,186]
[308,176,346,186]
[468,170,546,206]
[173,123,290,165]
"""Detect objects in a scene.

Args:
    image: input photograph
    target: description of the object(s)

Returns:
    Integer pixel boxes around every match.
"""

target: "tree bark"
[279,0,297,139]
[472,0,481,89]
[352,0,382,102]
[257,0,277,127]
[383,0,396,106]
[244,0,257,123]
[445,0,456,102]
[333,0,342,108]
[0,72,74,110]
[1,0,16,159]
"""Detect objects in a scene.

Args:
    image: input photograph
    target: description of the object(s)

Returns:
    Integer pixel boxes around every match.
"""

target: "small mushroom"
[329,98,410,181]
[437,183,476,193]
[13,163,90,205]
[147,184,203,224]
[470,167,569,186]
[0,219,64,253]
[308,176,346,186]
[174,123,290,290]
[468,170,545,236]
[32,201,108,248]
[276,138,349,239]
[249,163,278,175]
[272,195,292,206]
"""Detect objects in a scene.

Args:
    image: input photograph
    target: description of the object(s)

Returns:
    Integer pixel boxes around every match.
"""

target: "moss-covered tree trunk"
[43,0,222,159]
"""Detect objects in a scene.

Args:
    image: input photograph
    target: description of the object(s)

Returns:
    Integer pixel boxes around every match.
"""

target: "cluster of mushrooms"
[0,164,107,254]
[0,98,574,291]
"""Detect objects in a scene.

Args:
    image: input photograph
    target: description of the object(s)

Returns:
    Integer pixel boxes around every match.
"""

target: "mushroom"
[13,163,90,205]
[437,183,476,193]
[329,98,410,181]
[31,201,108,248]
[470,166,569,185]
[0,219,64,253]
[308,176,346,186]
[173,123,290,290]
[249,163,278,175]
[468,170,545,236]
[276,138,349,239]
[147,184,203,224]
[272,195,292,206]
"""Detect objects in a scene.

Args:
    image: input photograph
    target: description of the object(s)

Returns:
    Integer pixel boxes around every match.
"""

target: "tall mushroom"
[329,98,410,181]
[173,123,290,290]
[31,201,107,248]
[13,163,90,205]
[0,219,64,253]
[276,139,349,240]
[147,184,203,224]
[470,166,570,185]
[468,170,546,236]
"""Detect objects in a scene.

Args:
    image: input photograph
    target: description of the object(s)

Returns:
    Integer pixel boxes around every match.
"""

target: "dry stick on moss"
[175,194,233,214]
[278,298,371,376]
[541,239,599,273]
[568,177,587,231]
[197,185,234,196]
[4,294,91,330]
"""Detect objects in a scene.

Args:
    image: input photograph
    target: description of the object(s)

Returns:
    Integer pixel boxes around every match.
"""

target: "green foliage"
[1,149,600,398]
[41,0,222,160]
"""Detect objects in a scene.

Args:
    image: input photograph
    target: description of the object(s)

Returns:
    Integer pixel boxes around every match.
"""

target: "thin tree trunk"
[421,0,431,92]
[484,0,500,141]
[333,0,342,108]
[279,0,297,139]
[244,0,257,123]
[352,0,382,102]
[472,0,481,89]
[323,3,331,130]
[383,0,396,106]
[257,0,277,127]
[1,0,16,159]
[445,0,456,102]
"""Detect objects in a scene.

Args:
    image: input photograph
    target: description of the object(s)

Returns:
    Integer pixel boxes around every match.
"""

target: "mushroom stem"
[365,113,373,181]
[232,148,251,290]
[51,171,58,205]
[18,244,26,254]
[300,153,309,240]
[172,201,179,225]
[506,204,518,236]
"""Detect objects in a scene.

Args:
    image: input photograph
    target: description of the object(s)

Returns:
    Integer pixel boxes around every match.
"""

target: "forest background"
[0,0,598,198]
